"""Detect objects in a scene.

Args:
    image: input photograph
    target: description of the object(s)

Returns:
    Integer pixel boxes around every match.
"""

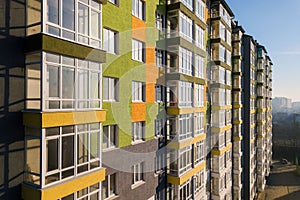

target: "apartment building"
[0,0,273,200]
[209,0,234,199]
[231,21,244,200]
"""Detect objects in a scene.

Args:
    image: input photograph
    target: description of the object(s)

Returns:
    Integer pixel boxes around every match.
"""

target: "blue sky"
[226,0,300,101]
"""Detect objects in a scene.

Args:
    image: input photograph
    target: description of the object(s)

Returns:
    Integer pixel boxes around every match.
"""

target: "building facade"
[0,0,273,200]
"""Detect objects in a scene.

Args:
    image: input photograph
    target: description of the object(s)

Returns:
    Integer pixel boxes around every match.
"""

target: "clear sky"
[226,0,300,101]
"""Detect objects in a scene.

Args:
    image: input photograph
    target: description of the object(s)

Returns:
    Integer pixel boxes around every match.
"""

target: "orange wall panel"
[146,83,155,103]
[132,16,146,42]
[132,103,146,122]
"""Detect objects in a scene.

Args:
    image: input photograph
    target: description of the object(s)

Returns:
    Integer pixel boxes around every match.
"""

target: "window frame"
[103,124,118,150]
[43,52,102,111]
[103,28,119,54]
[103,76,119,102]
[132,0,146,20]
[132,81,145,102]
[132,121,145,143]
[44,0,102,49]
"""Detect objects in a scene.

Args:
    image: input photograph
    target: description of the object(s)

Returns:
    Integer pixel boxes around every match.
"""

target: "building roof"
[211,0,235,17]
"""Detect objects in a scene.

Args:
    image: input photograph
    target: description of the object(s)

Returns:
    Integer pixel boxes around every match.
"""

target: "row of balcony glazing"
[165,1,209,200]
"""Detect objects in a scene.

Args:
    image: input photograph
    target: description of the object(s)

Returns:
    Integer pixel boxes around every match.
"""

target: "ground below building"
[258,161,300,200]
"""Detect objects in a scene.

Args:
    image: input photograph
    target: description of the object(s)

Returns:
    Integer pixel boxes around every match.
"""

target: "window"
[59,182,101,200]
[103,125,118,149]
[179,146,192,175]
[132,122,145,142]
[132,162,144,185]
[179,47,193,75]
[194,84,204,107]
[179,114,193,140]
[108,0,118,5]
[194,170,205,195]
[103,28,118,54]
[180,0,193,11]
[179,179,193,200]
[103,77,119,102]
[219,44,225,62]
[156,11,165,31]
[155,119,165,138]
[155,85,165,102]
[178,81,193,107]
[155,49,165,68]
[195,54,204,78]
[102,174,117,199]
[132,81,145,102]
[226,70,231,86]
[132,0,145,20]
[155,153,165,173]
[220,22,226,41]
[195,25,205,50]
[195,141,205,165]
[179,12,193,42]
[132,39,145,62]
[194,112,204,135]
[46,0,102,48]
[195,0,205,21]
[45,53,101,110]
[45,123,101,186]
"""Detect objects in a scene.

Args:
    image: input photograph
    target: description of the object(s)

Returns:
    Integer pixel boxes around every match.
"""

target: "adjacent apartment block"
[0,0,273,199]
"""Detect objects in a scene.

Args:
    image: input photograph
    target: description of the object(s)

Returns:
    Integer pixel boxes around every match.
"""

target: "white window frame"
[155,84,165,103]
[179,146,192,175]
[103,76,119,102]
[194,112,204,135]
[103,173,117,200]
[194,84,204,107]
[156,11,165,31]
[103,28,118,54]
[132,39,145,62]
[132,81,145,102]
[178,81,193,107]
[155,49,165,68]
[179,178,193,200]
[132,162,144,185]
[195,24,205,50]
[178,114,193,141]
[44,0,102,48]
[179,47,193,76]
[132,121,145,143]
[42,123,101,187]
[103,124,118,150]
[43,52,102,111]
[195,141,205,165]
[132,0,145,20]
[195,0,205,22]
[179,12,193,42]
[195,54,204,78]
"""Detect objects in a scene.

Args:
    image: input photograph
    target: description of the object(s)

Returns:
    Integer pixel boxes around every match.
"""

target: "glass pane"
[47,65,59,98]
[45,173,59,184]
[46,139,58,172]
[90,123,100,130]
[90,72,99,99]
[62,193,74,200]
[91,11,99,38]
[90,183,99,192]
[46,127,59,136]
[109,174,115,195]
[62,0,75,30]
[90,132,99,159]
[62,126,74,134]
[62,168,74,179]
[62,135,74,168]
[77,187,88,197]
[77,133,88,164]
[62,67,75,99]
[47,0,59,24]
[78,3,89,35]
[90,193,99,200]
[78,69,88,99]
[47,25,60,36]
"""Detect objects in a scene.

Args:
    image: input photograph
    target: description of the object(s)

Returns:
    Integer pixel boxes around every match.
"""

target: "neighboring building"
[231,21,245,200]
[272,97,292,113]
[209,0,234,199]
[0,0,273,199]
